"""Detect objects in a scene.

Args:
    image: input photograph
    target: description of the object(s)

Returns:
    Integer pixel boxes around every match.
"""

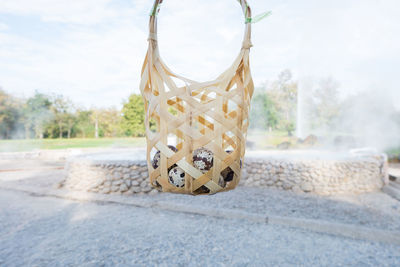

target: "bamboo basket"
[140,0,255,195]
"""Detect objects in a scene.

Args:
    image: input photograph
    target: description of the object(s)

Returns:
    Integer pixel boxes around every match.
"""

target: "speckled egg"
[221,150,243,182]
[221,150,234,182]
[153,180,161,188]
[194,175,226,194]
[168,165,185,187]
[193,147,213,172]
[152,145,178,169]
[221,167,234,182]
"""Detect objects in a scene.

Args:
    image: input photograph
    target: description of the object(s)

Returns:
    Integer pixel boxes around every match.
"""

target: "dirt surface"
[389,163,400,169]
[1,189,400,266]
[1,158,400,266]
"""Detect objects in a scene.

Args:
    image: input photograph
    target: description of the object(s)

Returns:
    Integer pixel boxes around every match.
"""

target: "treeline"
[0,90,146,139]
[250,69,342,135]
[250,69,400,148]
[1,69,399,145]
[250,69,297,135]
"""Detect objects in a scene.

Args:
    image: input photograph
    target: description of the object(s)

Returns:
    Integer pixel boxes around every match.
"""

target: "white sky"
[0,0,399,109]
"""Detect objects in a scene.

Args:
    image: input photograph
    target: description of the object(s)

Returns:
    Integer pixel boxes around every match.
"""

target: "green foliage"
[0,90,127,140]
[75,110,94,138]
[95,108,124,137]
[250,70,297,132]
[267,69,298,131]
[168,106,178,116]
[307,77,341,131]
[0,138,146,152]
[25,91,53,139]
[250,90,279,131]
[0,68,398,154]
[249,91,267,129]
[121,94,146,137]
[0,89,24,139]
[283,120,295,136]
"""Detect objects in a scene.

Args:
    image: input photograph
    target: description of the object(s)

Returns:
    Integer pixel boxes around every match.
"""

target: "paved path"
[1,190,400,266]
[1,159,400,266]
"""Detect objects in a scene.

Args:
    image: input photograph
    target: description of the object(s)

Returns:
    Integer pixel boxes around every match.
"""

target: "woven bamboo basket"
[140,0,255,195]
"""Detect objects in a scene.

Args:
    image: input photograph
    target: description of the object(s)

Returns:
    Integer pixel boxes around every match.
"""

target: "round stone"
[168,165,185,188]
[119,183,128,192]
[301,182,314,192]
[149,189,159,195]
[152,145,178,169]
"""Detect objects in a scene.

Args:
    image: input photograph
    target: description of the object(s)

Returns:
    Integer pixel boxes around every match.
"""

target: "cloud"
[0,0,399,109]
[0,24,148,107]
[0,0,122,25]
[0,22,8,31]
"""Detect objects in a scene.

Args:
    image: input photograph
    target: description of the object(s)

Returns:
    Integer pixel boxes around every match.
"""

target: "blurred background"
[0,0,399,162]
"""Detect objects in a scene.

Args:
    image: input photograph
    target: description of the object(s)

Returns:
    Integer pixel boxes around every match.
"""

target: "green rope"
[246,11,272,24]
[149,0,271,22]
[237,0,271,24]
[149,2,161,17]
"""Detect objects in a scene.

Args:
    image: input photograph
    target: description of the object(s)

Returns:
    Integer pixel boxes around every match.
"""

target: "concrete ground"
[1,157,400,266]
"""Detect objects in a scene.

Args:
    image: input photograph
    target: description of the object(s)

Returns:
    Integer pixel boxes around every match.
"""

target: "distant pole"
[296,82,304,139]
[95,114,99,138]
[94,116,99,138]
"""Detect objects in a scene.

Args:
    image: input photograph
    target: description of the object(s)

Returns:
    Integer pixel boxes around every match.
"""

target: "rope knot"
[147,32,158,42]
[242,40,253,50]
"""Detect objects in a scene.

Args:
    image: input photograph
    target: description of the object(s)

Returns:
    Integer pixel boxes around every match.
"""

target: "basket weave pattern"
[140,0,255,195]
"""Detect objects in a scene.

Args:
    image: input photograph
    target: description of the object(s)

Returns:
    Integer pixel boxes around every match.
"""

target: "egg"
[168,165,185,187]
[194,175,226,194]
[193,147,213,172]
[220,150,243,182]
[152,145,178,169]
[192,147,230,194]
[221,167,234,182]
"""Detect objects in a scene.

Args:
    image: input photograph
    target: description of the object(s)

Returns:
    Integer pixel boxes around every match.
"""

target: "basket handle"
[148,0,253,50]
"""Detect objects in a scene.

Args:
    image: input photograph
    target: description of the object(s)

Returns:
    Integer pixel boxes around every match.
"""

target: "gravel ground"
[1,158,400,266]
[135,187,400,232]
[1,159,400,233]
[1,190,400,266]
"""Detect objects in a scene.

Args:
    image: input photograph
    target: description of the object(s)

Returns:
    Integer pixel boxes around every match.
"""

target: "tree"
[24,92,53,139]
[66,113,77,138]
[121,94,146,137]
[50,94,74,138]
[250,88,279,131]
[75,109,94,138]
[310,77,341,131]
[0,89,23,139]
[264,92,279,131]
[274,69,298,121]
[262,70,298,133]
[90,109,100,138]
[97,108,123,137]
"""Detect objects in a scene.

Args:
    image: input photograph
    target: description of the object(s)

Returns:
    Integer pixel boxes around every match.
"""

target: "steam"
[334,90,400,151]
[297,78,400,152]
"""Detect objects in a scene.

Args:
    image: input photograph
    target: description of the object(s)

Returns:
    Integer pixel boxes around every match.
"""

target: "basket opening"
[156,0,246,82]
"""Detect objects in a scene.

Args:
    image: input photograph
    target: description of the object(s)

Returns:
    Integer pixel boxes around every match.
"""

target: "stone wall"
[63,160,158,195]
[241,155,388,195]
[62,153,388,196]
